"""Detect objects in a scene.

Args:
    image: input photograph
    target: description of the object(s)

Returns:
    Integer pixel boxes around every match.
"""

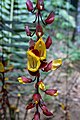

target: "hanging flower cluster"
[0,59,13,119]
[18,0,62,119]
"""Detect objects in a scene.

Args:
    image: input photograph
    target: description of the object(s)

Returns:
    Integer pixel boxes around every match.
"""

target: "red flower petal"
[29,39,34,50]
[44,61,52,72]
[45,89,57,96]
[26,103,35,110]
[45,36,52,49]
[41,105,53,116]
[25,25,31,36]
[36,0,44,10]
[32,49,40,57]
[39,60,47,69]
[26,0,33,11]
[21,76,32,83]
[36,24,43,37]
[28,70,40,77]
[45,12,54,24]
[34,112,40,120]
[33,94,41,104]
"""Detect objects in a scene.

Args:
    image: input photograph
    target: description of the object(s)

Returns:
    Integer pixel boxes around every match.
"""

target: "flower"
[45,12,54,24]
[40,104,53,116]
[36,0,44,10]
[34,112,40,120]
[0,61,13,73]
[18,76,32,84]
[26,0,33,11]
[27,50,41,72]
[45,89,57,96]
[26,102,35,110]
[36,24,43,37]
[37,80,45,91]
[27,37,46,72]
[34,37,46,60]
[33,93,41,104]
[0,61,5,72]
[44,59,62,72]
[25,25,31,36]
[45,36,52,49]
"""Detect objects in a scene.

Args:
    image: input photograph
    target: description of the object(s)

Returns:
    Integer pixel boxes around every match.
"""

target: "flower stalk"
[18,0,62,119]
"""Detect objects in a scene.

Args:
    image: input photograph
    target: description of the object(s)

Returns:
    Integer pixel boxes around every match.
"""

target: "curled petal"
[34,37,46,60]
[25,25,31,36]
[33,94,41,104]
[26,0,33,11]
[26,103,35,110]
[37,80,45,91]
[45,36,52,49]
[41,105,53,116]
[36,0,44,10]
[45,12,54,24]
[45,89,57,96]
[34,112,40,120]
[36,24,43,37]
[27,50,41,72]
[18,76,32,84]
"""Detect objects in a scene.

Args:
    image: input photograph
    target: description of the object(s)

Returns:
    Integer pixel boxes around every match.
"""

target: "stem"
[23,111,27,120]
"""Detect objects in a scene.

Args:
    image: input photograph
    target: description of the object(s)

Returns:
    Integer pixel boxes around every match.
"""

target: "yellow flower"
[18,77,25,84]
[52,59,62,70]
[38,80,45,91]
[0,62,5,72]
[27,50,41,72]
[34,37,46,60]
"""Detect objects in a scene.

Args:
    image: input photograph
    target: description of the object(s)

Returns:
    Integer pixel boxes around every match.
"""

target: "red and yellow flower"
[27,37,62,74]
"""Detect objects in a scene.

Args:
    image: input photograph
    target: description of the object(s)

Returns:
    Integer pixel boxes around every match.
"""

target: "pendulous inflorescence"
[18,0,62,120]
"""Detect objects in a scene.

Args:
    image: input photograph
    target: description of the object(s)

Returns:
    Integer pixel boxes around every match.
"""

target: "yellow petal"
[18,77,25,84]
[27,50,41,72]
[34,37,46,60]
[52,59,62,70]
[5,77,9,81]
[39,82,45,91]
[54,91,58,96]
[17,93,21,97]
[0,62,5,72]
[60,103,65,110]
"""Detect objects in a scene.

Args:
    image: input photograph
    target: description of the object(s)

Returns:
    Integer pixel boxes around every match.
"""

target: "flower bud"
[44,59,62,72]
[45,36,52,49]
[18,76,32,84]
[44,61,52,72]
[33,94,41,104]
[26,103,35,110]
[34,112,40,120]
[45,12,54,24]
[0,62,5,72]
[52,59,62,70]
[45,89,57,96]
[36,24,43,37]
[25,25,31,36]
[29,39,34,49]
[26,0,33,11]
[37,80,45,91]
[41,105,53,116]
[36,0,44,10]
